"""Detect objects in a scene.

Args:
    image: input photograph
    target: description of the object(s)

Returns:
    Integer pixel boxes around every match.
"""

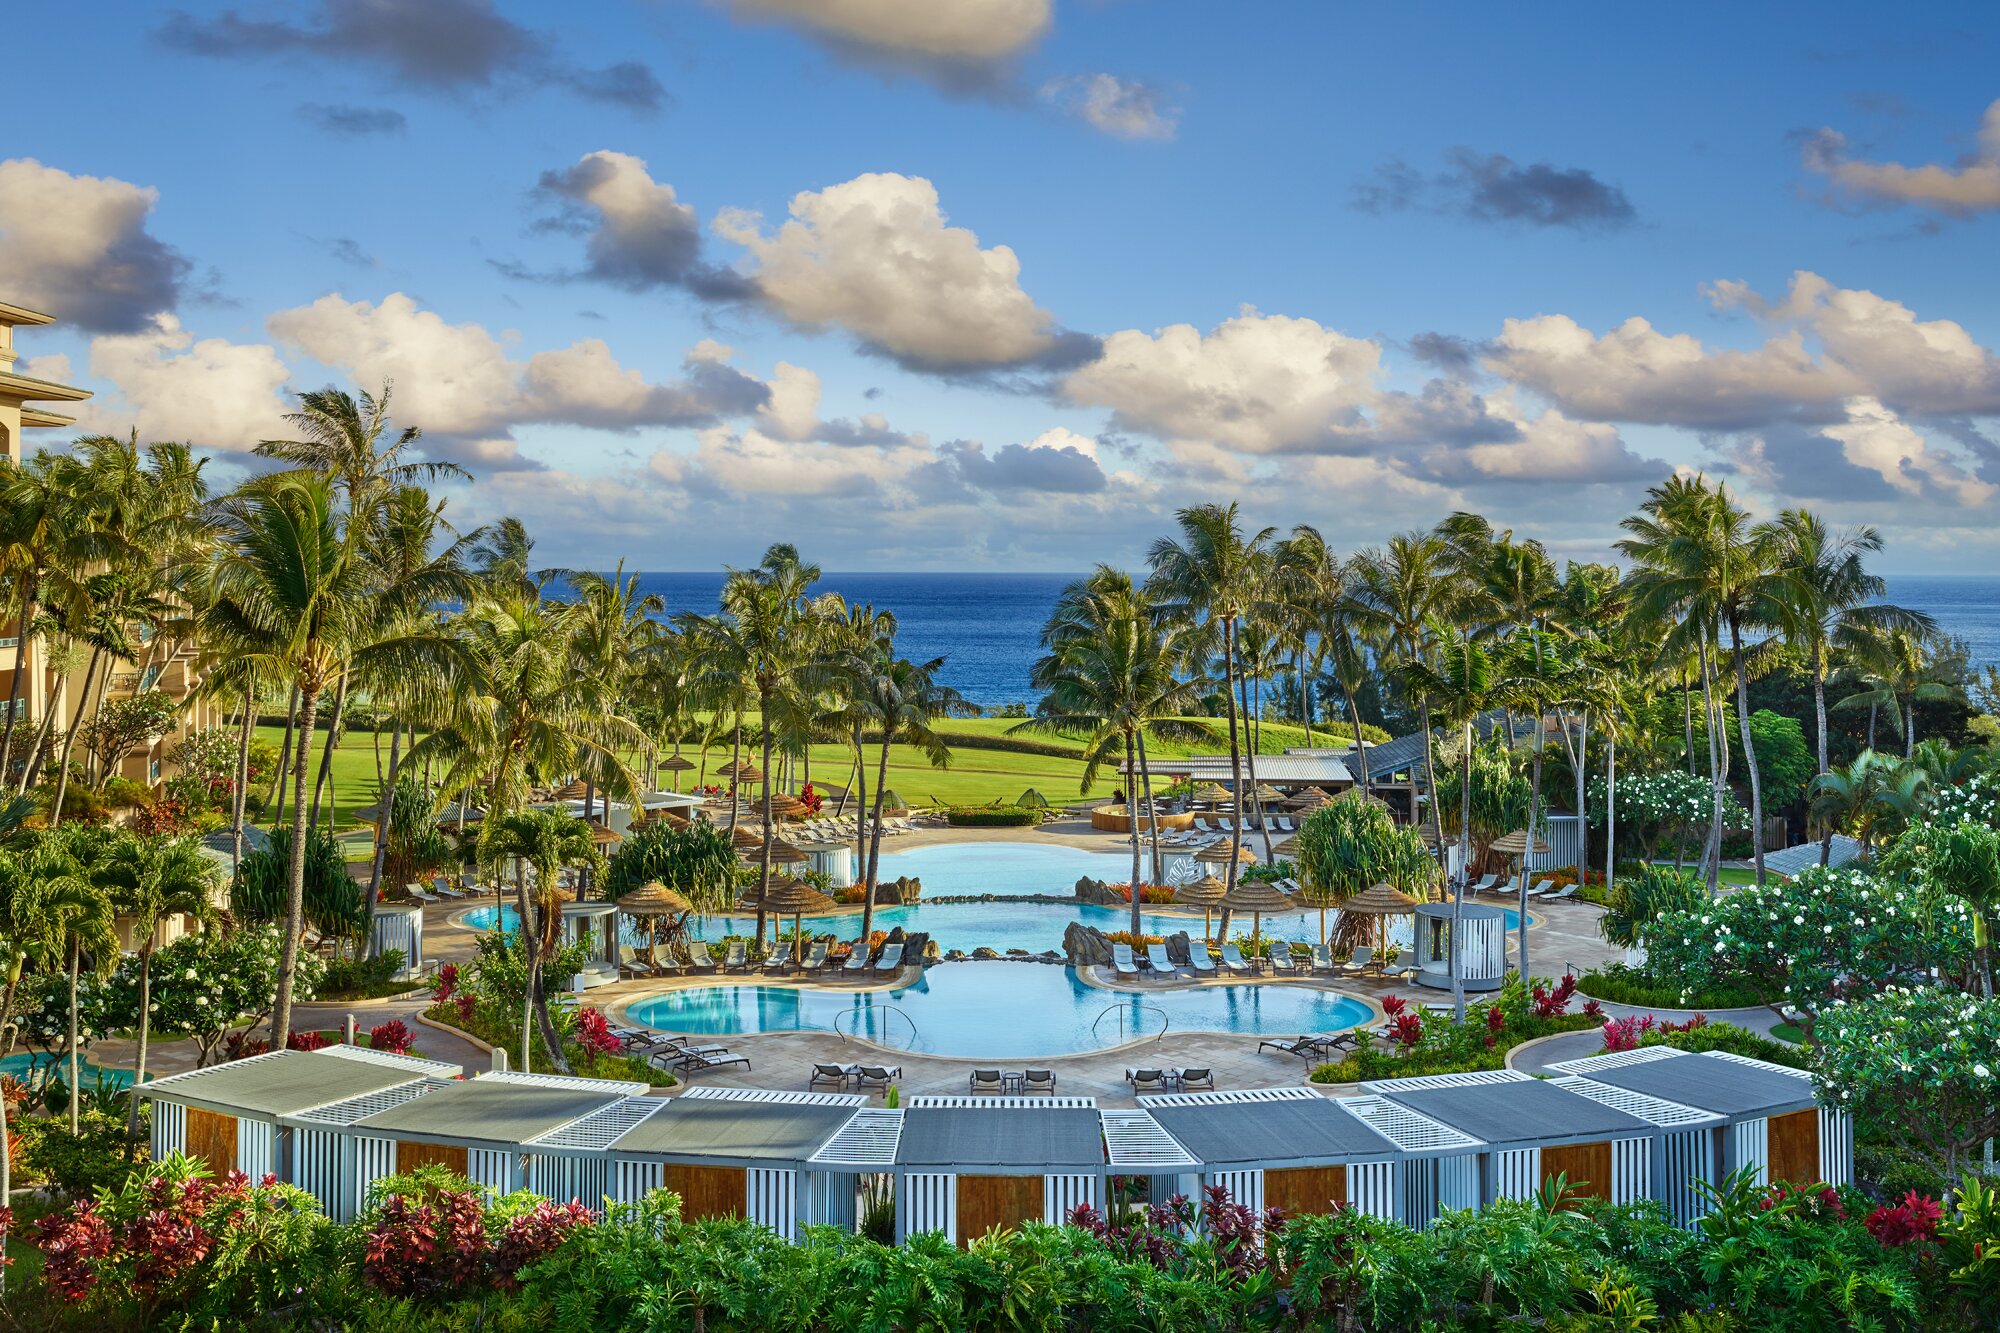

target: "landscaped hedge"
[943,805,1042,827]
[1579,961,1770,1011]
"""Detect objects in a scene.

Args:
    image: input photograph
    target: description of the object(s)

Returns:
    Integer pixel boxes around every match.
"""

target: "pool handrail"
[834,1003,920,1051]
[1091,1001,1169,1046]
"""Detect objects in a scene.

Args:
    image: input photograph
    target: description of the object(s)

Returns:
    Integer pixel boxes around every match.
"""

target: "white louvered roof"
[1340,1094,1482,1152]
[810,1109,905,1168]
[680,1086,864,1107]
[1100,1110,1200,1169]
[906,1095,1096,1109]
[318,1044,462,1078]
[1137,1085,1322,1108]
[286,1079,447,1128]
[475,1071,649,1095]
[528,1095,672,1150]
[1360,1069,1529,1092]
[1545,1075,1720,1129]
[1549,1047,1686,1076]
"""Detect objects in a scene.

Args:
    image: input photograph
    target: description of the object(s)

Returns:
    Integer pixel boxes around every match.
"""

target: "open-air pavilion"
[893,1097,1105,1244]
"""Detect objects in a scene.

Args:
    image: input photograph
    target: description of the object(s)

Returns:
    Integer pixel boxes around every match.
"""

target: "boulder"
[1164,931,1193,966]
[1062,921,1118,967]
[971,946,1001,960]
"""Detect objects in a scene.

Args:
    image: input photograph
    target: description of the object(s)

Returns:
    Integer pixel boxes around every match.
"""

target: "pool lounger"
[1187,942,1218,974]
[843,944,872,972]
[969,1069,1005,1094]
[1258,1036,1323,1062]
[684,940,718,972]
[1218,944,1251,976]
[1111,943,1140,978]
[873,943,904,974]
[1127,1068,1171,1094]
[674,1048,751,1076]
[1267,941,1296,975]
[723,940,749,973]
[1146,942,1177,977]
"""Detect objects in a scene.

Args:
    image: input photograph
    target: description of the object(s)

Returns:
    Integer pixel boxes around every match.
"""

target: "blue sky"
[6,2,2000,571]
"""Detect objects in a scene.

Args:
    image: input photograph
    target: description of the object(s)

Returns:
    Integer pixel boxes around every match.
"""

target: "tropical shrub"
[94,926,319,1068]
[1310,976,1600,1083]
[1587,768,1747,861]
[943,805,1040,826]
[1598,863,1707,951]
[600,818,736,909]
[232,826,363,938]
[1577,960,1768,1011]
[1814,987,2000,1177]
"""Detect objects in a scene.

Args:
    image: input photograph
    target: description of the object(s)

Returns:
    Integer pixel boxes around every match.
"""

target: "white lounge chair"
[1267,941,1296,975]
[1219,944,1250,976]
[874,943,904,974]
[1309,942,1335,974]
[404,885,438,904]
[1111,943,1140,978]
[1466,874,1498,895]
[843,942,872,972]
[1342,946,1375,977]
[1146,942,1176,977]
[1187,942,1218,974]
[683,939,717,972]
[1544,883,1580,902]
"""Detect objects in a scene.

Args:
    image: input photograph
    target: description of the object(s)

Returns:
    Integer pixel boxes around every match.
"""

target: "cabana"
[532,1087,900,1238]
[893,1097,1105,1245]
[1338,1092,1486,1228]
[139,1046,459,1183]
[1362,1070,1657,1208]
[371,902,426,980]
[1549,1048,1852,1190]
[325,1071,646,1199]
[559,900,621,988]
[1538,1069,1725,1227]
[1134,1086,1409,1220]
[1411,902,1507,992]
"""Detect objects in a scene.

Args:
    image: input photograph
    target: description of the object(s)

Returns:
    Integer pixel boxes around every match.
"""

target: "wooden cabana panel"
[1539,1141,1612,1202]
[956,1175,1042,1245]
[664,1164,747,1222]
[1263,1165,1347,1217]
[397,1141,470,1175]
[185,1106,238,1176]
[1767,1110,1821,1186]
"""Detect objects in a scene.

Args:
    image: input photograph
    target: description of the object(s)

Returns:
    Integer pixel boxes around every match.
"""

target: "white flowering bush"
[101,927,326,1067]
[1645,865,1975,1042]
[1586,769,1745,861]
[1926,771,2000,829]
[1814,987,2000,1176]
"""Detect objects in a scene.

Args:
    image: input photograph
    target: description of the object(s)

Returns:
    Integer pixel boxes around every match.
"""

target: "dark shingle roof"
[1376,1078,1653,1147]
[1575,1053,1814,1118]
[1148,1098,1396,1167]
[896,1107,1103,1170]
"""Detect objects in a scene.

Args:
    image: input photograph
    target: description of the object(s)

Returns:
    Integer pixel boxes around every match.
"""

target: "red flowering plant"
[369,1019,414,1055]
[31,1153,328,1322]
[362,1166,598,1300]
[1866,1191,1943,1251]
[286,1029,330,1051]
[796,783,823,816]
[1067,1183,1284,1283]
[1530,974,1578,1018]
[1387,1012,1426,1049]
[574,1008,622,1065]
[432,963,460,1004]
[490,1199,596,1289]
[1380,994,1408,1017]
[1600,1014,1656,1053]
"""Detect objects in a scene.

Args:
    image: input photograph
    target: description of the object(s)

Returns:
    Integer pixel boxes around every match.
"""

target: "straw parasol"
[617,881,695,966]
[1252,783,1286,804]
[766,793,809,821]
[1219,877,1295,962]
[1194,841,1258,866]
[584,820,623,846]
[1487,828,1551,896]
[1286,787,1334,812]
[658,753,695,774]
[553,779,589,801]
[758,875,836,965]
[1175,873,1228,937]
[718,759,764,783]
[1191,782,1231,805]
[728,824,766,850]
[1341,880,1422,949]
[741,838,811,867]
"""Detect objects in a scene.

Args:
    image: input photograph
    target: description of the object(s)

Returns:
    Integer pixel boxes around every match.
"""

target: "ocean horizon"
[625,571,2000,711]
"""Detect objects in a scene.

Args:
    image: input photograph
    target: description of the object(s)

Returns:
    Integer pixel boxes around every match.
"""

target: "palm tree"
[1765,511,1932,778]
[822,600,897,895]
[1273,528,1375,785]
[1022,568,1202,930]
[848,649,969,934]
[1147,504,1274,931]
[23,826,120,1133]
[1394,626,1497,1021]
[683,545,824,948]
[1810,751,1930,863]
[0,452,99,787]
[1837,624,1964,759]
[559,562,665,820]
[482,808,603,1074]
[110,835,217,1136]
[208,475,463,1047]
[1351,532,1460,852]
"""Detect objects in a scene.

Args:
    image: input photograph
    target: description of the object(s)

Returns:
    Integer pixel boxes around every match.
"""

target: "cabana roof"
[1551,1049,1816,1120]
[897,1098,1103,1171]
[1139,1087,1398,1167]
[1363,1071,1653,1150]
[349,1073,642,1146]
[137,1048,454,1120]
[611,1089,863,1164]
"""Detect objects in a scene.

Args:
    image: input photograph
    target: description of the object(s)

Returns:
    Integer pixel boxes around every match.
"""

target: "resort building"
[0,297,226,805]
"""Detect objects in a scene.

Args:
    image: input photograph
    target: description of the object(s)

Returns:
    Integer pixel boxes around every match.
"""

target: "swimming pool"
[623,961,1377,1058]
[459,895,1519,955]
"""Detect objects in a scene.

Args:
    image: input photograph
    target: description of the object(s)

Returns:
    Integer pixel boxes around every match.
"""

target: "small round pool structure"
[623,961,1376,1058]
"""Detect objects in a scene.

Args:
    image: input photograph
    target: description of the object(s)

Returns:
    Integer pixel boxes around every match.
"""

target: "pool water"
[1,1052,133,1089]
[624,961,1376,1058]
[461,895,1518,954]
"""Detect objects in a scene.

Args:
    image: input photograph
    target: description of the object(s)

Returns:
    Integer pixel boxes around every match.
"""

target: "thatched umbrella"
[728,824,767,851]
[1194,841,1258,867]
[1487,829,1550,894]
[658,753,695,775]
[741,838,811,867]
[759,876,836,966]
[718,758,764,784]
[1175,873,1228,939]
[553,779,589,801]
[1191,782,1231,806]
[1340,880,1422,949]
[1219,878,1295,966]
[1252,783,1286,804]
[584,820,623,846]
[1286,787,1334,812]
[617,881,694,967]
[766,793,809,822]
[643,809,693,832]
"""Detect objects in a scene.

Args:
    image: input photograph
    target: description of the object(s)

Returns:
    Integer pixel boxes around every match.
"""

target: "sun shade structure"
[619,882,693,915]
[894,1097,1105,1244]
[1194,841,1259,865]
[658,753,695,773]
[742,838,811,867]
[1549,1048,1851,1195]
[1015,788,1050,810]
[1220,877,1293,955]
[757,875,838,964]
[140,1047,460,1182]
[1191,782,1232,804]
[553,780,589,801]
[1489,829,1550,857]
[1345,882,1421,914]
[718,759,764,783]
[1138,1087,1408,1220]
[766,794,809,820]
[1286,788,1334,810]
[1251,784,1286,803]
[1412,901,1508,992]
[1175,873,1227,935]
[1363,1070,1658,1209]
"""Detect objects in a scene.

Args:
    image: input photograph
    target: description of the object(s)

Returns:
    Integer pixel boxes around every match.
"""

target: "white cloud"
[1409,395,1658,485]
[716,172,1076,371]
[0,158,190,333]
[1803,99,2000,215]
[755,361,823,440]
[1818,397,1994,506]
[29,316,293,449]
[523,150,747,298]
[1064,307,1382,453]
[719,0,1050,61]
[267,292,770,463]
[1041,74,1178,140]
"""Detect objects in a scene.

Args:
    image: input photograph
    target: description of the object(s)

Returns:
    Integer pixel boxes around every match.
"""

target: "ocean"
[631,572,2000,712]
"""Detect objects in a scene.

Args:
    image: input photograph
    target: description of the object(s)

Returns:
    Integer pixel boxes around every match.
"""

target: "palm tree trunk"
[364,720,404,959]
[48,646,104,825]
[1604,727,1618,898]
[1683,672,1696,776]
[854,727,874,944]
[269,682,321,1050]
[67,939,82,1135]
[729,718,743,831]
[1452,724,1471,1023]
[1418,697,1445,858]
[1344,678,1371,788]
[516,863,536,1073]
[271,684,300,815]
[231,678,255,877]
[1237,663,1274,863]
[1573,711,1588,883]
[866,730,892,900]
[1696,637,1724,893]
[1812,647,1830,777]
[1125,730,1142,936]
[1217,618,1245,938]
[1904,695,1916,758]
[1137,729,1164,885]
[756,695,775,951]
[1730,621,1766,886]
[0,584,37,785]
[126,946,154,1139]
[1520,709,1544,983]
[1866,701,1877,751]
[1297,650,1312,748]
[310,674,349,827]
[528,871,570,1076]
